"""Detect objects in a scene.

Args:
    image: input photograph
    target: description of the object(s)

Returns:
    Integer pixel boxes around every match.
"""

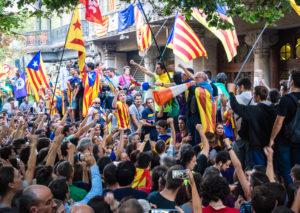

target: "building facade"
[22,1,300,89]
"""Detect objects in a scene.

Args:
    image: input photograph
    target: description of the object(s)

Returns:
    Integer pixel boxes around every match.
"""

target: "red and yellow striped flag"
[116,101,130,129]
[25,52,50,101]
[109,0,115,11]
[132,168,152,190]
[166,12,207,62]
[94,16,109,37]
[65,6,86,79]
[192,5,239,62]
[83,71,100,117]
[195,87,216,133]
[135,3,152,52]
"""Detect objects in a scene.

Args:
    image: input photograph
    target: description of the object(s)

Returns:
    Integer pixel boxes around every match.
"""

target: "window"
[280,43,291,60]
[295,38,300,59]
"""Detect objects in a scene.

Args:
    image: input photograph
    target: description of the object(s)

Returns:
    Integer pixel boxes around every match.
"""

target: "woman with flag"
[39,88,58,116]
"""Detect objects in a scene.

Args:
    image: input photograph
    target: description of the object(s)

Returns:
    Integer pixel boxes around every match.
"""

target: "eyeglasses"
[94,102,100,104]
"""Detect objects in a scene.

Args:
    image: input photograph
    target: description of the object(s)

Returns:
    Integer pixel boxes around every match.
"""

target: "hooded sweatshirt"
[229,92,276,150]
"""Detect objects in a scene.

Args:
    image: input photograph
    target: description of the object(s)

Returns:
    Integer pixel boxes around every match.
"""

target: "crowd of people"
[0,58,299,213]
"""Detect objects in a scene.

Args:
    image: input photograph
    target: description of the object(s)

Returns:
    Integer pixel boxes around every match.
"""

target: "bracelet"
[227,147,233,152]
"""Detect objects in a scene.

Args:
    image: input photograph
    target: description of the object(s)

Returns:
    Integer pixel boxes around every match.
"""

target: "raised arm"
[263,146,275,182]
[73,114,99,138]
[112,90,119,109]
[129,60,154,78]
[224,138,251,201]
[115,129,125,158]
[178,64,195,80]
[188,171,202,213]
[196,124,209,157]
[59,108,70,126]
[25,135,38,185]
[45,126,64,167]
[37,115,47,130]
[166,118,176,157]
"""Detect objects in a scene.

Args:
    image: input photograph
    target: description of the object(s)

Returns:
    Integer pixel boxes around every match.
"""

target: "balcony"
[23,20,89,47]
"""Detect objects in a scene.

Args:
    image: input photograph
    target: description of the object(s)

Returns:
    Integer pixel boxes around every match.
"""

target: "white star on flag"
[33,61,38,67]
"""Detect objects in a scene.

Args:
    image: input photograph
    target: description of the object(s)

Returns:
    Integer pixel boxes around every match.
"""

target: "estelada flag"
[25,52,50,101]
[65,6,86,79]
[83,71,100,117]
[79,0,105,25]
[195,85,216,133]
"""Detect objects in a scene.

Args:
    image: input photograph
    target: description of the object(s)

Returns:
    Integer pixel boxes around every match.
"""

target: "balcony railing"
[23,20,89,47]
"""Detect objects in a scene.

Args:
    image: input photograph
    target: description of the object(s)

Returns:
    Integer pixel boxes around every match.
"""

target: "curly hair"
[200,175,230,202]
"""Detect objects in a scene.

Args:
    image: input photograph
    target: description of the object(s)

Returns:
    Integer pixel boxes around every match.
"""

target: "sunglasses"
[94,102,100,104]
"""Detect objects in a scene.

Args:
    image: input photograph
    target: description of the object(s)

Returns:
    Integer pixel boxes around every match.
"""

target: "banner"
[14,72,28,99]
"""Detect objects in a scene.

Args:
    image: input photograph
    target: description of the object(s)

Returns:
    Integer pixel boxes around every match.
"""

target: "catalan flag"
[109,0,115,11]
[25,52,50,101]
[192,5,239,62]
[290,0,300,16]
[135,3,152,51]
[83,71,100,117]
[166,12,207,62]
[116,101,130,129]
[94,16,109,37]
[195,83,216,133]
[130,78,141,86]
[65,6,86,79]
[132,168,152,191]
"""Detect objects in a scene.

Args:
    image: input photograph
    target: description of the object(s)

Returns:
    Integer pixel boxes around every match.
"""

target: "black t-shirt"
[112,187,148,201]
[211,83,218,98]
[147,191,177,209]
[276,92,300,143]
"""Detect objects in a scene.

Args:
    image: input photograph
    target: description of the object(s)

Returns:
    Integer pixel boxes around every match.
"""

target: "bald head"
[93,98,101,106]
[194,71,207,84]
[20,185,56,213]
[70,203,95,213]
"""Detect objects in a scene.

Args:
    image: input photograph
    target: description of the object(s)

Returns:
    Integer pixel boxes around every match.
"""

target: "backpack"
[284,94,300,144]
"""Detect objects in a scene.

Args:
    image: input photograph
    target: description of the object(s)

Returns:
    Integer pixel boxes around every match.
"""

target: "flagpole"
[234,2,281,84]
[132,17,169,78]
[48,7,76,122]
[137,0,172,82]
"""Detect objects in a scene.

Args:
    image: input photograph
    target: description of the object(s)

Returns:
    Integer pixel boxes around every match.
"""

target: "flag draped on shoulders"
[192,5,239,62]
[105,76,116,94]
[116,101,130,129]
[135,3,151,51]
[83,71,100,117]
[25,51,50,101]
[132,168,152,191]
[195,81,216,133]
[166,12,207,62]
[65,6,87,79]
